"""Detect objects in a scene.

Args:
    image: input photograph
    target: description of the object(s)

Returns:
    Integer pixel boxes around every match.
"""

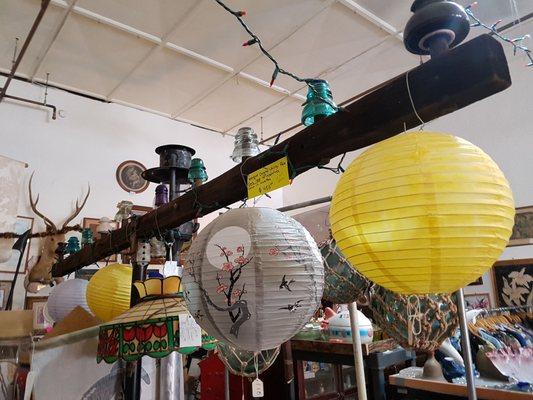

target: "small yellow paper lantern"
[330,132,515,294]
[86,263,132,321]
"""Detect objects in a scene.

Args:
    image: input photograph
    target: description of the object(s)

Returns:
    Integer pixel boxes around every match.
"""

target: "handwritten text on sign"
[248,156,290,199]
[247,156,290,199]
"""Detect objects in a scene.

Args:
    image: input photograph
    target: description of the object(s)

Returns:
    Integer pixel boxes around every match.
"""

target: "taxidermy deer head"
[25,173,90,293]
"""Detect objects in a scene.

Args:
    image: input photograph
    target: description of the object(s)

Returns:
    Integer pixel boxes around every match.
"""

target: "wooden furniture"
[389,368,530,400]
[291,339,416,400]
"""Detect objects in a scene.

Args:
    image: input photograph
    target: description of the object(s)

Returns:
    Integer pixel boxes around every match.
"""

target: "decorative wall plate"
[116,160,149,194]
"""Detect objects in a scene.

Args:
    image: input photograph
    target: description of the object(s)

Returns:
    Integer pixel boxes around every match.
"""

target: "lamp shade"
[97,278,216,364]
[87,263,132,322]
[330,132,515,294]
[370,285,458,351]
[47,279,90,322]
[320,238,372,304]
[183,208,324,351]
[216,341,280,377]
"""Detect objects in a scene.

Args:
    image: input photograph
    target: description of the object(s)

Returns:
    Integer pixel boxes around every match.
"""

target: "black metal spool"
[142,144,197,256]
[404,0,470,57]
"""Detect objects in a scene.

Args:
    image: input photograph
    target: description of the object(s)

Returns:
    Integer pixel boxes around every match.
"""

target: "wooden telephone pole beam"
[52,34,511,277]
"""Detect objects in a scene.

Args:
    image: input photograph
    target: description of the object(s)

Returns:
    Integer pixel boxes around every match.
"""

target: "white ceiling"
[0,0,531,140]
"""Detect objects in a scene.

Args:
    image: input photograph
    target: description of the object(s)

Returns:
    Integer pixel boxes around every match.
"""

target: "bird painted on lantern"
[279,275,295,291]
[279,300,303,312]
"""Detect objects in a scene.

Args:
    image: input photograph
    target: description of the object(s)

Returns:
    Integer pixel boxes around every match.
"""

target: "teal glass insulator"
[81,228,93,246]
[301,79,337,126]
[66,236,81,253]
[187,158,208,184]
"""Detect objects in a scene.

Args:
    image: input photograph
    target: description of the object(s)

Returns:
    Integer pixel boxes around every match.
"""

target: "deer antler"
[62,183,90,229]
[29,172,57,232]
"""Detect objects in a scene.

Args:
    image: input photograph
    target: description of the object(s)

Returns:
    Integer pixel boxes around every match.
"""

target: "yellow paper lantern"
[330,132,514,294]
[86,263,132,321]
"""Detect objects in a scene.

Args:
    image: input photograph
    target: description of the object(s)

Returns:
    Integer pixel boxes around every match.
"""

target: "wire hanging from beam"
[466,3,532,67]
[212,0,339,110]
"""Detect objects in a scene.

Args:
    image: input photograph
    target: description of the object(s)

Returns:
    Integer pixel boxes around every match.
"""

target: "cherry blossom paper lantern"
[183,208,324,351]
[330,132,515,294]
[47,279,91,322]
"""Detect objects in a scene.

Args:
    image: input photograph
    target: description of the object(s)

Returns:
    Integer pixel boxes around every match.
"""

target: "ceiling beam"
[337,0,403,39]
[106,0,209,99]
[169,0,337,122]
[30,0,79,80]
[49,0,302,105]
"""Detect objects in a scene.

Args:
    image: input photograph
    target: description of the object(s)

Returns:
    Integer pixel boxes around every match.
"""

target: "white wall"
[0,77,282,309]
[283,38,533,306]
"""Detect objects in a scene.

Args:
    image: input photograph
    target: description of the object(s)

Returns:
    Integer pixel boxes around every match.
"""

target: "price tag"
[163,260,182,277]
[179,314,202,347]
[252,378,264,398]
[247,156,290,199]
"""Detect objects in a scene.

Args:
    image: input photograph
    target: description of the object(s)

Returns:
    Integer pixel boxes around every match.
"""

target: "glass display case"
[297,361,357,399]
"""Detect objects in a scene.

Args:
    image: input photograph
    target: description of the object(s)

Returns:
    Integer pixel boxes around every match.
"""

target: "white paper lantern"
[47,279,91,322]
[183,208,324,351]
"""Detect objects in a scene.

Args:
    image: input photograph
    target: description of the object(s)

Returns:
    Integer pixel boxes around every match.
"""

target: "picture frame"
[25,295,48,310]
[0,215,34,273]
[0,280,13,310]
[116,160,149,194]
[463,292,491,310]
[492,258,533,307]
[508,206,533,246]
[82,217,117,262]
[31,301,48,330]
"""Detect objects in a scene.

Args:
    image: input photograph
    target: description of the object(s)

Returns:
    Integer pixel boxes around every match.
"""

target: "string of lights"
[466,3,532,67]
[212,0,339,110]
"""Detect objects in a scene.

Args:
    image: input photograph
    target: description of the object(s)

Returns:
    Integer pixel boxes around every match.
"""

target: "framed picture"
[0,280,13,310]
[25,295,48,310]
[508,206,533,246]
[464,293,491,310]
[0,216,34,273]
[31,301,48,330]
[116,160,149,194]
[492,258,533,307]
[83,217,117,262]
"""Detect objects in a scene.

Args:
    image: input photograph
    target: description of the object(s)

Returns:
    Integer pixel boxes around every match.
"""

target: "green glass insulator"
[81,228,93,246]
[66,236,81,253]
[187,158,208,184]
[301,79,337,126]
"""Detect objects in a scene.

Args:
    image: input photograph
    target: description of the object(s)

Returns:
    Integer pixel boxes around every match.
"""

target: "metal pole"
[0,0,51,102]
[277,196,332,212]
[224,367,230,400]
[124,238,147,400]
[348,302,367,400]
[456,288,477,400]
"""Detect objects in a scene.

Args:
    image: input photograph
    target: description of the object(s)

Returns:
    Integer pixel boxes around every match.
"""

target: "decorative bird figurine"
[279,274,295,291]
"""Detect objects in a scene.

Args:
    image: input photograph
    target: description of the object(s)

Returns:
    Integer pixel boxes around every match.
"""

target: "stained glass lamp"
[97,276,216,363]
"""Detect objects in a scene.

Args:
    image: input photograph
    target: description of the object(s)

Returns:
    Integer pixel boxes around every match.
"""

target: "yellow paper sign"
[247,156,290,199]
